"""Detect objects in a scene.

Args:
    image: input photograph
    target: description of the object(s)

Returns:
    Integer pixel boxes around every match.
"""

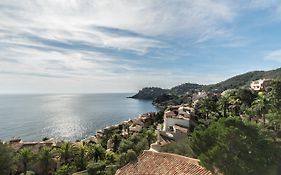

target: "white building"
[250,79,271,91]
[162,106,191,132]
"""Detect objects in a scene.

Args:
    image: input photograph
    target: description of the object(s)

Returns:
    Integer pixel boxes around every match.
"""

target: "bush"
[87,161,106,175]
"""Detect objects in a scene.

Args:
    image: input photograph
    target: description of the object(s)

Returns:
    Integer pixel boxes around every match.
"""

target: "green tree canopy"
[59,142,74,164]
[190,117,280,175]
[236,88,257,107]
[0,143,15,175]
[37,147,54,175]
[17,148,33,175]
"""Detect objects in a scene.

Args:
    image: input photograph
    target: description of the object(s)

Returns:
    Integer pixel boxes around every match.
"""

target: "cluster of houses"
[82,112,158,148]
[118,105,214,175]
[4,138,63,152]
[151,105,195,151]
[1,78,272,174]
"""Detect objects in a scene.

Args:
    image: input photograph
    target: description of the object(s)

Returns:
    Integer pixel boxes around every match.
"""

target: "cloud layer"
[0,0,281,93]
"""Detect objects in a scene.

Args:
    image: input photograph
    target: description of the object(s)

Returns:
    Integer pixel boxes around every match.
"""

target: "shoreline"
[2,110,159,146]
[0,93,157,143]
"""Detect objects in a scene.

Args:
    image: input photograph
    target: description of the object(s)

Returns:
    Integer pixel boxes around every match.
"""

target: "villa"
[150,105,194,150]
[250,79,272,91]
[163,106,192,132]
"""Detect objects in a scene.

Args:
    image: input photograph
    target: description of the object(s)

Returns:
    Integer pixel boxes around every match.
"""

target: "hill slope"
[206,67,281,92]
[131,67,281,100]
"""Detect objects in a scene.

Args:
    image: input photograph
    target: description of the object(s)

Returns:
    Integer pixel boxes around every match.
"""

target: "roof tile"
[115,151,213,175]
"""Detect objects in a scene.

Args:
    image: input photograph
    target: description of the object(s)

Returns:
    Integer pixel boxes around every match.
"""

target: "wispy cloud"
[0,0,281,93]
[264,49,281,62]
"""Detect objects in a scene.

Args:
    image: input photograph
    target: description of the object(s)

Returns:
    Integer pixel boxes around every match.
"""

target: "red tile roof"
[115,151,213,175]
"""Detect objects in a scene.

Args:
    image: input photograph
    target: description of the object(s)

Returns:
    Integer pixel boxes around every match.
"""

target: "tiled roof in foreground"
[115,150,213,175]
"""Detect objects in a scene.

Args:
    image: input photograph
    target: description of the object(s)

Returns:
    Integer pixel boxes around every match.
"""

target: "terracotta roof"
[115,151,213,175]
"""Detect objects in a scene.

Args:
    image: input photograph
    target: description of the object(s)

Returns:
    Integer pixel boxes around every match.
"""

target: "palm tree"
[86,144,105,162]
[73,143,87,171]
[59,142,73,164]
[37,147,53,175]
[252,92,270,124]
[228,95,242,116]
[198,97,218,121]
[18,148,33,175]
[218,95,229,118]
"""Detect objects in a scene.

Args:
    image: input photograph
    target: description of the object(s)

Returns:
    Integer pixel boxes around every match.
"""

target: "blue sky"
[0,0,280,93]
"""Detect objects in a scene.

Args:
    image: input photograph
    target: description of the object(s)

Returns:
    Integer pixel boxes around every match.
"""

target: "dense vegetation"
[161,81,281,175]
[132,67,281,102]
[129,87,169,99]
[1,68,281,175]
[0,113,162,175]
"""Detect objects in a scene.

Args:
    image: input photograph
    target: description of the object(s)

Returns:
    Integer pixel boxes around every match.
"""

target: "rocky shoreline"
[2,111,160,151]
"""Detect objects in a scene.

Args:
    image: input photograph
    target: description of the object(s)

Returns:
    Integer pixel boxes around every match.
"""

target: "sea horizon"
[0,93,157,141]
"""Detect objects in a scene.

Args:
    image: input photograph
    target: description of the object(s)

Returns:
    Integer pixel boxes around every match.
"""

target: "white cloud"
[264,49,281,62]
[0,0,280,93]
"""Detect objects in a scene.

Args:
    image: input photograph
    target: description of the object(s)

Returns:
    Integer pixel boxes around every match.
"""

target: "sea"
[0,93,157,141]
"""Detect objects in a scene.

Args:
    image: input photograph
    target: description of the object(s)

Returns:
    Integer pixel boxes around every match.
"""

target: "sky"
[0,0,281,93]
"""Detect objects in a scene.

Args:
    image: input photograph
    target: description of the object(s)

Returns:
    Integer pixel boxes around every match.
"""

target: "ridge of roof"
[115,150,213,175]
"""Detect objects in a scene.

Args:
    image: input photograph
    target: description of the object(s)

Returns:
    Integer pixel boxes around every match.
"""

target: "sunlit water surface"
[0,93,156,141]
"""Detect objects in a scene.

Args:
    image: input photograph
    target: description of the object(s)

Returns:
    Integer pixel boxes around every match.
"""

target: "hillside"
[131,67,281,100]
[206,67,281,92]
[170,83,203,95]
[129,87,169,99]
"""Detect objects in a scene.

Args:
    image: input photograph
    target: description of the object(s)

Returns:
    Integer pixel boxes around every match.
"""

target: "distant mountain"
[205,67,281,92]
[130,83,203,100]
[170,83,203,95]
[129,87,169,100]
[131,67,281,100]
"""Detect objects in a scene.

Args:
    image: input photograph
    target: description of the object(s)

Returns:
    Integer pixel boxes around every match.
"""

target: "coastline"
[0,93,156,141]
[2,110,160,147]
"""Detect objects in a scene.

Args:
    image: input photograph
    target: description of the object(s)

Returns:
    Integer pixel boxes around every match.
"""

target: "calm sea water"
[0,93,156,141]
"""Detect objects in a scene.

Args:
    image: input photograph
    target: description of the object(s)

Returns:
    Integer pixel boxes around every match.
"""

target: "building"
[163,106,191,132]
[115,150,213,175]
[149,105,193,150]
[250,79,272,91]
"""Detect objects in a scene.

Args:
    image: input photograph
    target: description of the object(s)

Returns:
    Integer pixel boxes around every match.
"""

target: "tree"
[118,140,134,153]
[252,92,270,124]
[198,96,218,121]
[218,95,229,118]
[73,144,87,171]
[134,139,148,155]
[37,147,54,175]
[87,144,106,162]
[0,143,15,175]
[126,149,137,162]
[17,148,33,175]
[190,117,280,175]
[269,81,281,111]
[59,142,73,164]
[237,88,256,107]
[228,95,242,116]
[111,134,122,152]
[54,164,75,175]
[144,128,156,147]
[87,161,106,175]
[160,137,194,157]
